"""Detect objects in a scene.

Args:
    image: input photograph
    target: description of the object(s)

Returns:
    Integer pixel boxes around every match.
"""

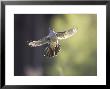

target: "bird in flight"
[27,26,77,57]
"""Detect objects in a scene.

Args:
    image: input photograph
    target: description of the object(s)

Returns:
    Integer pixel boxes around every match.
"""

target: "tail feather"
[44,44,61,57]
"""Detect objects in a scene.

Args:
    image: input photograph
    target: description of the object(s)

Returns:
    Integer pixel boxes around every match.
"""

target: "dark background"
[14,14,54,76]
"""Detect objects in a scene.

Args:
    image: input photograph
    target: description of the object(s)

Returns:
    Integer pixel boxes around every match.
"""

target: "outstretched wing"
[56,27,77,40]
[27,36,50,47]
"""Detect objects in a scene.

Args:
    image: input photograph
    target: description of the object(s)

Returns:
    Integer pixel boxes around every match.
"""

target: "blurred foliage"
[46,14,97,76]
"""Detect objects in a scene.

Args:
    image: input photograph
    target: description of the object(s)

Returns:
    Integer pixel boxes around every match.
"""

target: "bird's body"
[28,26,77,57]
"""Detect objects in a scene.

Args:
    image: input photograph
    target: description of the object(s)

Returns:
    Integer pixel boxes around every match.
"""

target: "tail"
[44,44,61,57]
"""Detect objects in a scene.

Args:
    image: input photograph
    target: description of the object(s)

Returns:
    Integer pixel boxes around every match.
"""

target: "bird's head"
[49,26,56,34]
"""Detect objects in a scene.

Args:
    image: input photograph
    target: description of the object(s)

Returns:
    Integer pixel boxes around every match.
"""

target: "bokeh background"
[14,14,97,76]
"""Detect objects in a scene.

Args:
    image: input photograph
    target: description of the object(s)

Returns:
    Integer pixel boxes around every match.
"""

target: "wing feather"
[56,27,77,40]
[28,36,49,47]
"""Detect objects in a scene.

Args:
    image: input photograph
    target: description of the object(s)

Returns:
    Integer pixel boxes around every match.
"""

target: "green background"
[45,14,97,76]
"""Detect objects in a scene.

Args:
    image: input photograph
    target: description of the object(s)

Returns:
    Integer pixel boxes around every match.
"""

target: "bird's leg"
[55,43,61,56]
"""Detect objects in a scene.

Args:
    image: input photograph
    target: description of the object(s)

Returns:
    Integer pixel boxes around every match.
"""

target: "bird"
[27,26,77,57]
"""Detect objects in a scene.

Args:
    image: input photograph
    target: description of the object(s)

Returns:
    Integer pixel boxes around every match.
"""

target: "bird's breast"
[49,35,58,42]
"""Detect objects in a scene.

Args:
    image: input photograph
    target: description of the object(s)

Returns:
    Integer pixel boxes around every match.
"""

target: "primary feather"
[56,27,77,40]
[28,36,49,47]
